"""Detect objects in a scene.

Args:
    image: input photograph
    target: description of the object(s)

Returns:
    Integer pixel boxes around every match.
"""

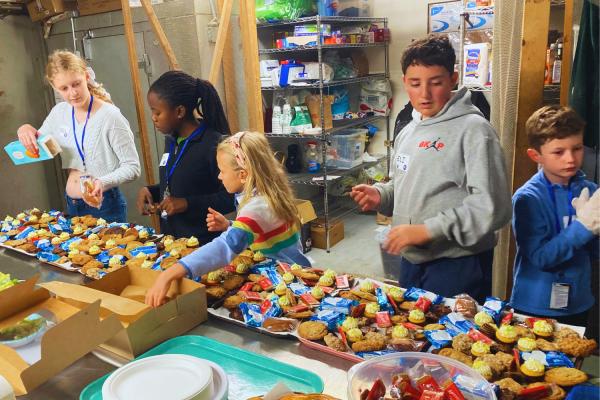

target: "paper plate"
[102,354,218,400]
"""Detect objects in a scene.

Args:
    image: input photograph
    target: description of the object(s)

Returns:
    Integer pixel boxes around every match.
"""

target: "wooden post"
[216,0,239,133]
[560,0,574,105]
[209,0,233,84]
[139,0,180,70]
[239,0,264,132]
[506,0,551,296]
[120,0,160,229]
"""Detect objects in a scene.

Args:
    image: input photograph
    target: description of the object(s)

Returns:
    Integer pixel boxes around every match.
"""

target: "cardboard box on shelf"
[76,0,121,16]
[296,199,317,253]
[0,275,122,396]
[26,0,76,21]
[40,265,207,360]
[311,218,344,249]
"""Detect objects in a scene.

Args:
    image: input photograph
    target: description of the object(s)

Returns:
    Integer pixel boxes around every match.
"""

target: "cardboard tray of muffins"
[206,252,597,397]
[0,209,208,278]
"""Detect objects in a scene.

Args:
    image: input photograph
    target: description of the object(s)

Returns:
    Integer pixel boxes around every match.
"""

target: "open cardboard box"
[41,265,207,360]
[295,199,317,253]
[0,275,122,396]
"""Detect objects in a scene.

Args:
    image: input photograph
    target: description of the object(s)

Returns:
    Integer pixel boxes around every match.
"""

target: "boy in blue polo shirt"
[511,105,599,326]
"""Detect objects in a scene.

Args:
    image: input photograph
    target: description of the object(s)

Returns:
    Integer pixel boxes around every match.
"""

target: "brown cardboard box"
[77,0,121,16]
[26,0,76,21]
[40,265,207,360]
[310,217,344,249]
[0,275,122,396]
[295,199,317,253]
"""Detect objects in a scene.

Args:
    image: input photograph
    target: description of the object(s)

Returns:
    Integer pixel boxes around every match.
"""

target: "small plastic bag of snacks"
[453,293,478,318]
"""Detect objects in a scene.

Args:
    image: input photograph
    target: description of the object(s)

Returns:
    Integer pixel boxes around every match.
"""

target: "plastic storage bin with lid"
[337,0,372,17]
[347,352,497,399]
[326,128,366,169]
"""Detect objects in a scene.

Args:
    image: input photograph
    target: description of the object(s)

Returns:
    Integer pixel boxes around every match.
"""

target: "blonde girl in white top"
[17,50,140,222]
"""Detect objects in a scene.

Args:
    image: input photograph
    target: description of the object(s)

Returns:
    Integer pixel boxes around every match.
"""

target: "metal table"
[0,249,354,400]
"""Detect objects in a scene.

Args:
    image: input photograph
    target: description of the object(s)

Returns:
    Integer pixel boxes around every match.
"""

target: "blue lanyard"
[542,174,573,232]
[165,124,206,187]
[71,95,94,170]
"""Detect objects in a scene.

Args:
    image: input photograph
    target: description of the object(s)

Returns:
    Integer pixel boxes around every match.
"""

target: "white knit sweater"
[39,101,140,189]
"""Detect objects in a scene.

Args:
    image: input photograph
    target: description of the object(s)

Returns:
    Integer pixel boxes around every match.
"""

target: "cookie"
[554,327,580,341]
[557,337,597,358]
[438,348,473,366]
[298,321,328,340]
[222,274,245,291]
[424,323,445,331]
[323,333,347,352]
[494,378,523,394]
[351,331,386,352]
[544,367,587,387]
[206,286,228,300]
[536,338,559,352]
[223,294,244,310]
[452,333,475,354]
[526,382,566,400]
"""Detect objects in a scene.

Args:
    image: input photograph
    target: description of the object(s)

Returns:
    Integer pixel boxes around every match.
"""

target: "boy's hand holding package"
[383,224,432,255]
[572,187,600,235]
[206,207,229,232]
[159,196,188,216]
[81,178,103,208]
[350,184,381,212]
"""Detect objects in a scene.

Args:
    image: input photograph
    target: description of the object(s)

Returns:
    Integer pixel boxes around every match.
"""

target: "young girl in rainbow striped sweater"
[146,131,310,307]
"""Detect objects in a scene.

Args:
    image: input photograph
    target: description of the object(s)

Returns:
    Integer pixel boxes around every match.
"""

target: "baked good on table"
[521,358,545,377]
[323,333,346,352]
[298,321,328,341]
[544,367,587,387]
[526,382,566,400]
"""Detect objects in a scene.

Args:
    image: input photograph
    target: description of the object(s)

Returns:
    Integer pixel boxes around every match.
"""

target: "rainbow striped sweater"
[179,195,310,279]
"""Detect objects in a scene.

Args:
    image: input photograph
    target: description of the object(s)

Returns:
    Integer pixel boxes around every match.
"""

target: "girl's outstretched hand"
[206,207,229,232]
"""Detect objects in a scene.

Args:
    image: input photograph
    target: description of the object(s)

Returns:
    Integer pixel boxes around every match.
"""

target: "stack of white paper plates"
[102,354,228,400]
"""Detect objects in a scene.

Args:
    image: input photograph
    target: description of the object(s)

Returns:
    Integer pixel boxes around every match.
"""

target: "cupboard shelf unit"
[258,15,390,251]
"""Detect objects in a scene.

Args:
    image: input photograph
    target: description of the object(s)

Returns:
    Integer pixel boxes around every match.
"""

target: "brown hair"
[45,50,112,103]
[401,34,456,75]
[526,105,585,150]
[218,131,300,228]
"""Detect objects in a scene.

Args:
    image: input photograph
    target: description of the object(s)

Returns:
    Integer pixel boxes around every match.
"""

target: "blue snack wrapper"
[239,302,264,327]
[289,282,310,296]
[425,329,453,349]
[262,299,283,319]
[376,287,393,313]
[60,237,82,251]
[15,227,34,240]
[96,250,112,266]
[545,352,575,368]
[319,297,357,314]
[404,287,443,304]
[48,223,64,235]
[310,309,344,330]
[129,245,157,257]
[355,349,397,359]
[0,235,8,243]
[35,239,53,251]
[483,296,506,324]
[452,373,490,398]
[440,312,476,335]
[265,269,283,286]
[249,259,277,273]
[1,224,11,233]
[36,251,60,262]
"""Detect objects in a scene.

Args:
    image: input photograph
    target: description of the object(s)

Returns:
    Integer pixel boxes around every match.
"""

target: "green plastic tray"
[80,335,323,400]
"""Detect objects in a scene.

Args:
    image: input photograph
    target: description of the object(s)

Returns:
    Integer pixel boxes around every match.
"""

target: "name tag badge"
[159,153,170,167]
[395,153,410,173]
[549,282,570,309]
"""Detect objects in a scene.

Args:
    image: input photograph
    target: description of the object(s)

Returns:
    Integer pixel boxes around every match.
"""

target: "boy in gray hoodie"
[351,35,511,302]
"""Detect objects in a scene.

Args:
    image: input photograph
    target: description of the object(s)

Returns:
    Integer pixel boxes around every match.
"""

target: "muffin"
[388,286,404,303]
[520,358,545,377]
[496,325,518,344]
[472,360,493,380]
[318,275,334,287]
[391,324,410,339]
[408,309,426,324]
[283,272,295,284]
[311,286,325,300]
[346,327,364,343]
[364,302,380,318]
[274,282,287,296]
[533,320,554,338]
[186,236,199,248]
[518,337,537,352]
[474,311,494,327]
[342,317,359,332]
[471,341,491,357]
[360,280,375,294]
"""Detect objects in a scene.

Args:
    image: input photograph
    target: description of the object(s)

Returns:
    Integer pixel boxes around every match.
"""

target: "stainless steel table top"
[0,249,353,400]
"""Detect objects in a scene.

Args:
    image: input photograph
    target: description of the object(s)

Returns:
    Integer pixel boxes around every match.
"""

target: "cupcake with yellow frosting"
[323,269,336,279]
[471,341,491,357]
[28,215,39,223]
[474,311,494,327]
[68,249,80,258]
[252,251,265,262]
[186,236,199,248]
[206,271,221,284]
[4,216,13,223]
[532,320,554,338]
[51,237,62,245]
[472,360,493,380]
[59,232,70,241]
[88,233,100,241]
[520,358,545,377]
[342,317,358,332]
[360,280,375,293]
[346,327,364,343]
[318,275,334,287]
[11,219,20,227]
[16,213,26,220]
[141,259,154,269]
[518,337,537,352]
[96,218,107,226]
[236,263,250,274]
[68,241,80,250]
[73,225,85,235]
[105,239,117,249]
[290,263,302,271]
[138,229,150,241]
[274,282,287,296]
[365,302,380,318]
[278,296,291,308]
[169,249,180,259]
[408,309,426,324]
[311,286,325,300]
[496,325,518,344]
[282,272,295,284]
[388,286,404,303]
[88,245,101,256]
[108,256,123,267]
[391,324,410,339]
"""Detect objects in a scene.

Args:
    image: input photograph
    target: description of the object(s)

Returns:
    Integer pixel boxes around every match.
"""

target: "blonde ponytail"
[45,50,113,104]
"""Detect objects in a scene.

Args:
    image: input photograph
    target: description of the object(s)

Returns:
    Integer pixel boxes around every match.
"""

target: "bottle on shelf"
[552,43,562,84]
[272,105,282,134]
[282,103,292,135]
[305,141,321,173]
[544,44,555,85]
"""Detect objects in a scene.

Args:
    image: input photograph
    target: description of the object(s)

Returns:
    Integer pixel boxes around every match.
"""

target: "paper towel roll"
[0,375,15,400]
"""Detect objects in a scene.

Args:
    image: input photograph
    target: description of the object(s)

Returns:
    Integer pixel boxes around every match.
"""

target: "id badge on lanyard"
[550,282,570,309]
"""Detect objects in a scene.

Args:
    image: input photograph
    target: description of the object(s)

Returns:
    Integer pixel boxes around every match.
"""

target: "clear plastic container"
[337,0,372,17]
[326,128,366,169]
[347,352,497,400]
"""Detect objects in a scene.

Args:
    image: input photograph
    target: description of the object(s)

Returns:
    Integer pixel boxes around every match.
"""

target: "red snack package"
[239,282,254,292]
[501,311,513,325]
[336,275,350,289]
[468,328,494,345]
[239,290,262,301]
[376,311,392,328]
[517,384,552,399]
[351,303,366,318]
[300,293,320,306]
[441,381,465,400]
[260,299,273,314]
[419,390,444,400]
[416,375,441,393]
[258,277,274,291]
[386,294,401,315]
[224,264,236,273]
[391,374,421,399]
[513,348,521,370]
[415,296,432,312]
[288,304,309,313]
[365,378,386,400]
[321,286,334,294]
[337,326,349,347]
[403,322,424,331]
[277,261,291,273]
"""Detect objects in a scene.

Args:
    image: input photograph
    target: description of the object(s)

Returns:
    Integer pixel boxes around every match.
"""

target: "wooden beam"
[506,0,551,296]
[239,0,264,132]
[209,0,233,85]
[120,0,160,229]
[139,0,180,70]
[560,0,574,105]
[216,0,239,133]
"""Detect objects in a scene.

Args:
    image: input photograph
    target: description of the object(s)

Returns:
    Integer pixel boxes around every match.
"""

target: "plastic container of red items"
[347,352,497,400]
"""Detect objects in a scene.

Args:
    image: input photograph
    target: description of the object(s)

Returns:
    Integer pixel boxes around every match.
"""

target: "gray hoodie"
[375,87,511,263]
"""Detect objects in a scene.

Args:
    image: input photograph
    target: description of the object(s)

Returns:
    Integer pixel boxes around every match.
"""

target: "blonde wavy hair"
[218,131,300,228]
[45,50,112,103]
